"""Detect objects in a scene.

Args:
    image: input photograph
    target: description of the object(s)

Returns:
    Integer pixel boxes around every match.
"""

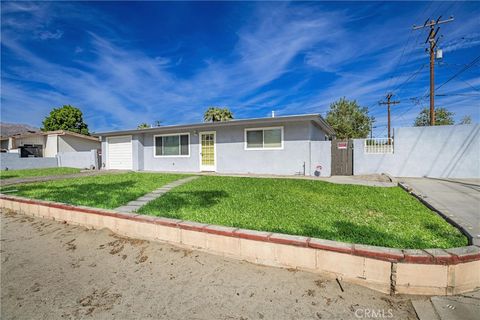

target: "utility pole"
[379,93,400,141]
[413,16,454,125]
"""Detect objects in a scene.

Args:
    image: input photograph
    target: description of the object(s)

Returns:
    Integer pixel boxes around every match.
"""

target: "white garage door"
[107,136,132,170]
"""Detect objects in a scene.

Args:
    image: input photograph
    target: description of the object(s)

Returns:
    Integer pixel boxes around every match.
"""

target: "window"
[245,127,283,150]
[154,134,189,157]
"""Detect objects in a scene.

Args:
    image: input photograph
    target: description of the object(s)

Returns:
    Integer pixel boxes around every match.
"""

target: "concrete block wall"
[2,194,479,296]
[310,141,331,177]
[0,153,58,170]
[354,124,480,178]
[57,150,98,169]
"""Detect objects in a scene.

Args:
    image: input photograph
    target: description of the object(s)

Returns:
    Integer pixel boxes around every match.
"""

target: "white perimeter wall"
[57,150,99,169]
[310,141,331,177]
[0,153,57,170]
[354,124,480,178]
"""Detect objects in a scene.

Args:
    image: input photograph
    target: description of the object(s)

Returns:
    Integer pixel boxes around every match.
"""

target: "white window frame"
[153,133,190,158]
[244,126,284,150]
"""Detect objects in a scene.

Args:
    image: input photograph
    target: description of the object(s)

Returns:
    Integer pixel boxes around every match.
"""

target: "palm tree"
[203,107,234,122]
[137,123,150,129]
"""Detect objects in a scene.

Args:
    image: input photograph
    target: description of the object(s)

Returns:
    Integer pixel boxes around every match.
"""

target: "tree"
[203,107,234,122]
[459,115,472,125]
[41,105,89,135]
[137,123,150,129]
[413,107,454,126]
[325,97,373,139]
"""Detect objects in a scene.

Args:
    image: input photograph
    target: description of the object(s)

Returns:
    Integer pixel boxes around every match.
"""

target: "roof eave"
[97,114,334,137]
[7,130,100,142]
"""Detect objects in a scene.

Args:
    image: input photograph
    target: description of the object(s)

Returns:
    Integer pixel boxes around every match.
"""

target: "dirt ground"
[0,209,418,319]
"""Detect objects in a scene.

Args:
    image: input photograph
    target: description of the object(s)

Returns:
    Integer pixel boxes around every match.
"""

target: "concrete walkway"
[400,178,480,245]
[115,176,199,213]
[412,289,480,320]
[0,170,128,187]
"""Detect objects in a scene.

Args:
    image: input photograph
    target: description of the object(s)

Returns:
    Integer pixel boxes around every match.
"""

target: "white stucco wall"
[44,134,58,157]
[214,122,310,175]
[58,135,100,153]
[1,153,57,170]
[310,141,331,177]
[354,124,480,178]
[57,150,98,169]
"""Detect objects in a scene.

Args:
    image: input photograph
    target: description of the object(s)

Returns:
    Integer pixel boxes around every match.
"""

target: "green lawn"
[0,167,81,180]
[137,176,467,249]
[2,172,187,209]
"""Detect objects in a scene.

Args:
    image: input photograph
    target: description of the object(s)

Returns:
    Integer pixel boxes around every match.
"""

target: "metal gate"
[331,140,353,175]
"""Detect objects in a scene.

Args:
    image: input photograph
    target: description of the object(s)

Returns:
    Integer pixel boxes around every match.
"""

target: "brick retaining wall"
[1,194,479,296]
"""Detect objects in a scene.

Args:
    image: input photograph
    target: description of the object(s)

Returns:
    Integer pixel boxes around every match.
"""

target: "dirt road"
[1,209,417,319]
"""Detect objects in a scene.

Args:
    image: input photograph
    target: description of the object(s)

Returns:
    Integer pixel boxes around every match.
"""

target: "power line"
[439,62,480,92]
[435,54,480,91]
[392,63,427,93]
[386,87,479,132]
[379,100,421,137]
[413,15,455,125]
[402,53,480,102]
[440,61,480,68]
[436,93,480,97]
[374,3,459,136]
[384,1,435,96]
[387,30,415,92]
[457,79,479,92]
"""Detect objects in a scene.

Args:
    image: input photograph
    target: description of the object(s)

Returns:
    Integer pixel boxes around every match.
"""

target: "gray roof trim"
[97,114,335,137]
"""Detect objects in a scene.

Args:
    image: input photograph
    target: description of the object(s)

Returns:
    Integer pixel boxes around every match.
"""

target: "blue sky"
[1,1,479,136]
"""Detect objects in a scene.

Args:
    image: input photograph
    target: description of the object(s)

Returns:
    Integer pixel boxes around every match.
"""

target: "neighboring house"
[98,114,334,176]
[4,130,100,158]
[0,122,39,152]
[0,122,39,137]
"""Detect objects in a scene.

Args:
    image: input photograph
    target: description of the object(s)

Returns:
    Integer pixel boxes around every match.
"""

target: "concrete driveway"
[400,178,480,245]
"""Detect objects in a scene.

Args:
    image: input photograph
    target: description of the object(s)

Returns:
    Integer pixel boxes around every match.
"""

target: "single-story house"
[98,114,335,176]
[2,130,100,158]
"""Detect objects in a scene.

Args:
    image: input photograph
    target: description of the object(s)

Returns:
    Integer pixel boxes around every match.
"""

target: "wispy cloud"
[442,33,480,53]
[36,29,63,40]
[2,2,345,130]
[1,1,479,135]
